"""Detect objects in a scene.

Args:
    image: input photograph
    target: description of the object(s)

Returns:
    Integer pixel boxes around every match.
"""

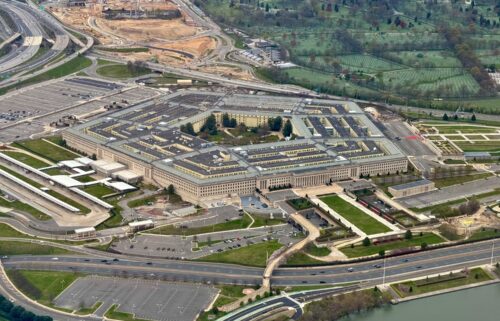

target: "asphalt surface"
[399,175,500,209]
[54,275,217,321]
[3,239,500,287]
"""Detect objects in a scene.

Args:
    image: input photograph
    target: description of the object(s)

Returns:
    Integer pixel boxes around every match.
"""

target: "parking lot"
[399,175,500,210]
[112,223,301,259]
[54,276,218,321]
[0,77,161,142]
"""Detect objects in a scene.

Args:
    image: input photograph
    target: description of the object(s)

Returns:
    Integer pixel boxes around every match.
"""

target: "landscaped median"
[340,232,446,258]
[195,240,283,267]
[319,195,391,235]
[391,267,494,299]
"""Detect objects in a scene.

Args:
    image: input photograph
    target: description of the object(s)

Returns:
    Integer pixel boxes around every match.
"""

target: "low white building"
[128,219,154,232]
[74,227,96,238]
[90,160,126,176]
[112,170,143,184]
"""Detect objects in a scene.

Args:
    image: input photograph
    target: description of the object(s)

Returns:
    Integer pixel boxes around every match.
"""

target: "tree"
[471,114,476,122]
[362,237,371,247]
[405,230,413,240]
[421,242,428,250]
[180,122,195,136]
[201,114,217,135]
[222,113,231,127]
[268,116,283,131]
[166,184,175,195]
[442,113,449,121]
[283,120,293,137]
[379,249,385,257]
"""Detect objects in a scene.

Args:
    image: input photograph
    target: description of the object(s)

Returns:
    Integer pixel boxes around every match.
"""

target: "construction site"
[47,0,222,68]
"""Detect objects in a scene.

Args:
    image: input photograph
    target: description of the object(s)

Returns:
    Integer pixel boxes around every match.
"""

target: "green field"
[432,172,492,188]
[104,305,148,321]
[0,223,30,238]
[284,252,324,266]
[0,196,52,221]
[455,141,500,153]
[320,195,391,235]
[391,268,491,298]
[96,64,151,79]
[198,0,500,113]
[82,184,116,198]
[428,125,498,134]
[13,139,79,162]
[46,190,90,214]
[6,270,81,306]
[340,233,445,258]
[0,56,92,96]
[0,241,72,256]
[304,243,331,257]
[196,240,283,267]
[1,151,51,168]
[212,285,248,307]
[148,214,253,236]
[0,163,43,188]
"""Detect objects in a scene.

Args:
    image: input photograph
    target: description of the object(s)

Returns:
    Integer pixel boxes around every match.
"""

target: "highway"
[0,1,43,74]
[2,239,499,287]
[0,0,90,87]
[1,239,498,320]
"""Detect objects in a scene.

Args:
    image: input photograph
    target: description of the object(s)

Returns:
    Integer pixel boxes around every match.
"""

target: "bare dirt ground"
[196,64,255,81]
[49,1,210,66]
[96,17,202,43]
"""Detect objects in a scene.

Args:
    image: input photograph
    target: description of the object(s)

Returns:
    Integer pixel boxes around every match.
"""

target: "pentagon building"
[63,92,408,203]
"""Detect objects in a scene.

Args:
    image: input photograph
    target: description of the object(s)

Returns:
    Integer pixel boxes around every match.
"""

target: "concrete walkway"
[375,190,429,222]
[219,213,321,312]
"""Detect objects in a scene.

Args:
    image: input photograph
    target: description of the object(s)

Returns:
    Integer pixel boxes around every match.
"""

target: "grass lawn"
[391,268,491,298]
[105,304,148,321]
[0,241,73,256]
[0,197,52,221]
[1,151,51,168]
[96,64,151,79]
[0,223,30,238]
[320,195,391,235]
[455,141,500,152]
[287,198,313,210]
[76,302,102,315]
[340,233,445,258]
[212,285,248,307]
[46,190,90,214]
[82,184,116,198]
[0,56,92,96]
[433,172,492,188]
[13,139,79,162]
[6,270,81,306]
[196,240,283,267]
[283,252,324,266]
[304,243,331,257]
[149,214,253,236]
[0,163,43,188]
[75,175,95,183]
[469,228,500,241]
[250,214,285,228]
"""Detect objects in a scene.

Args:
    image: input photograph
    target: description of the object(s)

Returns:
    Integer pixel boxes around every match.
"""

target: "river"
[342,284,500,321]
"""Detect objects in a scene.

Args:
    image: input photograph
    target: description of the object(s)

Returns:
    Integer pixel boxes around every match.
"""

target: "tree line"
[0,294,53,321]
